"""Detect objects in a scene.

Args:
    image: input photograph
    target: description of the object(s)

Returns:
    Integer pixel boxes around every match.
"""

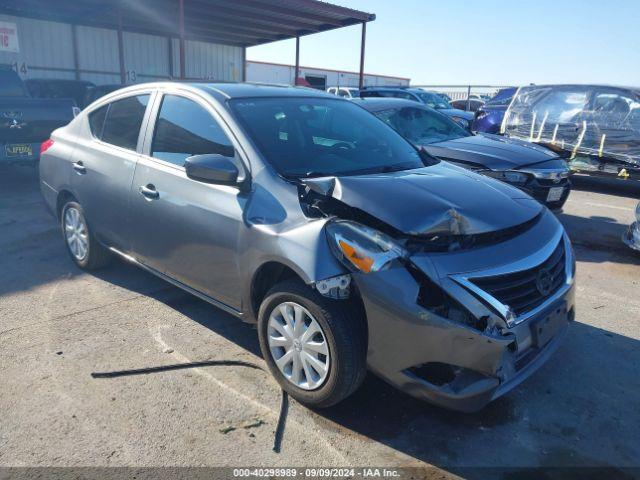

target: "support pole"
[179,0,186,79]
[241,46,247,82]
[71,24,80,80]
[466,85,471,111]
[117,8,126,84]
[359,22,366,90]
[168,36,174,79]
[294,36,300,85]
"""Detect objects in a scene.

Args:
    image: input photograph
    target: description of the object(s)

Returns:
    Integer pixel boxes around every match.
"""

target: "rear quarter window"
[88,105,108,139]
[100,95,150,150]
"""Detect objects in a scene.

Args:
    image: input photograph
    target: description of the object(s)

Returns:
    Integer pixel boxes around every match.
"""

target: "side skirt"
[108,247,244,320]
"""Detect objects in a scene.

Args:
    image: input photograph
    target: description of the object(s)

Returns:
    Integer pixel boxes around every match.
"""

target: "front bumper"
[354,210,575,412]
[519,178,571,210]
[623,222,640,251]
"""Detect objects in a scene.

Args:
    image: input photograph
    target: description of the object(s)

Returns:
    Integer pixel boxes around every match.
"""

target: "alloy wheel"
[64,207,88,261]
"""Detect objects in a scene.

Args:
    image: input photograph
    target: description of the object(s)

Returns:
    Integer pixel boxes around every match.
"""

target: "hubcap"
[267,302,330,390]
[64,207,88,261]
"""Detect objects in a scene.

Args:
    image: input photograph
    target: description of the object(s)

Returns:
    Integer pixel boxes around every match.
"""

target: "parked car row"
[356,97,570,209]
[0,67,76,164]
[39,83,576,412]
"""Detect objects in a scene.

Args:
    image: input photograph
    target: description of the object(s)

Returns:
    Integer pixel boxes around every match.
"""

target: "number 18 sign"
[0,22,19,53]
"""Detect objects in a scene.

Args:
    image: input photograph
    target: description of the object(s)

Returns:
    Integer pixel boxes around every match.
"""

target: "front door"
[128,93,246,310]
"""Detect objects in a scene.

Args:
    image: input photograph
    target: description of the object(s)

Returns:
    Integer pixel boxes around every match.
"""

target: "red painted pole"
[359,22,366,90]
[294,36,300,86]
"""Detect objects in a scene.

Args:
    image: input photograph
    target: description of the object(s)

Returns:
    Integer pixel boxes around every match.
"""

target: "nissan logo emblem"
[535,268,554,296]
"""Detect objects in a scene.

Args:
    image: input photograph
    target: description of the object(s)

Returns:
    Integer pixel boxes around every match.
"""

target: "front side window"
[230,97,427,178]
[151,95,234,166]
[100,95,150,150]
[533,89,588,123]
[376,107,470,145]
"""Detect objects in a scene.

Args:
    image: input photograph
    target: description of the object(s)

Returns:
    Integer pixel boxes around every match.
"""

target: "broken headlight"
[482,170,529,186]
[325,220,407,273]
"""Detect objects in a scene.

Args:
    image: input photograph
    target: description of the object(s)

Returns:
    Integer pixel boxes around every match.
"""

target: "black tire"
[60,200,111,270]
[258,278,367,408]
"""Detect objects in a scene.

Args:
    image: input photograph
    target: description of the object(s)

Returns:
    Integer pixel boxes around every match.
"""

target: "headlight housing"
[482,170,529,186]
[325,220,407,273]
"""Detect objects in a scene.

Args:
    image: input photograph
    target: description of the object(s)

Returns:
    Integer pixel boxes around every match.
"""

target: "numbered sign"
[0,22,19,53]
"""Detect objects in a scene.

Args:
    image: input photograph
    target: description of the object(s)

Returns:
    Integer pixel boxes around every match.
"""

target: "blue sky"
[247,0,640,86]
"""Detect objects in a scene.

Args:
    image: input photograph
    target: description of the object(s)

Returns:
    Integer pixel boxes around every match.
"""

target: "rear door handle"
[139,184,159,200]
[72,161,86,174]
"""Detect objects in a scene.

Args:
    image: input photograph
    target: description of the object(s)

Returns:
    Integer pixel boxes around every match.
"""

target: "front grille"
[470,240,566,316]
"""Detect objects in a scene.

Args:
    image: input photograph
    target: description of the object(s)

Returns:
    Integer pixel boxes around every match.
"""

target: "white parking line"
[585,202,635,212]
[150,325,349,463]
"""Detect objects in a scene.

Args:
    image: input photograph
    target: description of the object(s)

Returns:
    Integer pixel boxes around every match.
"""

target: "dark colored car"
[450,98,485,112]
[472,87,517,133]
[360,87,475,129]
[40,83,575,412]
[25,79,95,109]
[357,97,571,209]
[0,67,76,164]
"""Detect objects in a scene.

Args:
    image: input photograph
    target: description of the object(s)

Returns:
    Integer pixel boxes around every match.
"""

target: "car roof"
[194,82,335,99]
[353,97,430,112]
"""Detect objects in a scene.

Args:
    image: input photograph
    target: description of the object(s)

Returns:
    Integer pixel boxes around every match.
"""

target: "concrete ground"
[1,166,639,476]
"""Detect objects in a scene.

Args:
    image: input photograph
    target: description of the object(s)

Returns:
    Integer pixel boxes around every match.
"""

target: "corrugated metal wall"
[0,13,242,85]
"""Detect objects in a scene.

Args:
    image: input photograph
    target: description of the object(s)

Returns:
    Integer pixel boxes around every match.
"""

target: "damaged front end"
[300,167,575,412]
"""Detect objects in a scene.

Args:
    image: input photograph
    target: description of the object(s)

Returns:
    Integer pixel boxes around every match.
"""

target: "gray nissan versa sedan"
[39,83,576,412]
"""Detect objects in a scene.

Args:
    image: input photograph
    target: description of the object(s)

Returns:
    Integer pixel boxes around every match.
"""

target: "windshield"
[416,92,451,109]
[375,106,470,145]
[230,97,427,178]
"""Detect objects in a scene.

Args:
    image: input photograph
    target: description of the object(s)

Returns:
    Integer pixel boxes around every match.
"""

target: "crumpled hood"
[424,133,559,170]
[304,162,543,236]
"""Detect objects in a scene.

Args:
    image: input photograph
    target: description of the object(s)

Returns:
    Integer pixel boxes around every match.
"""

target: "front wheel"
[60,201,110,270]
[258,279,367,408]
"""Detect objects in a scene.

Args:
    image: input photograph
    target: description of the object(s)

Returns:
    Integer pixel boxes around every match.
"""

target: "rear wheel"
[258,279,367,408]
[61,201,110,270]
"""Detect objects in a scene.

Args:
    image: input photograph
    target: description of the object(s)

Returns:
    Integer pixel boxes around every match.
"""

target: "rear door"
[128,91,246,310]
[70,92,154,251]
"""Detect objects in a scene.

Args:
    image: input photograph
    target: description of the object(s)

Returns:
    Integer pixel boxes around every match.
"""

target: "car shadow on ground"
[570,175,640,200]
[559,212,640,266]
[91,264,640,473]
[4,166,639,473]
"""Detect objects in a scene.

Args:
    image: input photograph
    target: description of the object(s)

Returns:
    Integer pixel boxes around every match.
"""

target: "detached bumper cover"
[354,210,575,412]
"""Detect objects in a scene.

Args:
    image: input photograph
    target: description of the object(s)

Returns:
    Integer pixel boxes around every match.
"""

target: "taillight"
[40,139,54,155]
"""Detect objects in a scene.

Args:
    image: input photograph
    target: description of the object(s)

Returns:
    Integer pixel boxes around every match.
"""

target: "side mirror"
[185,153,239,186]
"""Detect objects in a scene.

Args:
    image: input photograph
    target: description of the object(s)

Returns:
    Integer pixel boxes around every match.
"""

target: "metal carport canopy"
[0,0,375,86]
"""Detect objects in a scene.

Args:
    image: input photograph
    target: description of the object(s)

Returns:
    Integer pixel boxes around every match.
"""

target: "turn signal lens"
[40,139,54,155]
[338,239,375,273]
[326,220,407,274]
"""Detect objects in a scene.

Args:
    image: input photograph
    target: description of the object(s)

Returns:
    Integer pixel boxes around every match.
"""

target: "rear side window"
[88,105,108,139]
[100,95,150,150]
[151,95,233,166]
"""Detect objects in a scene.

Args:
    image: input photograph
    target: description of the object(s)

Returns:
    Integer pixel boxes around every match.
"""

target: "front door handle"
[139,184,159,200]
[72,161,86,174]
